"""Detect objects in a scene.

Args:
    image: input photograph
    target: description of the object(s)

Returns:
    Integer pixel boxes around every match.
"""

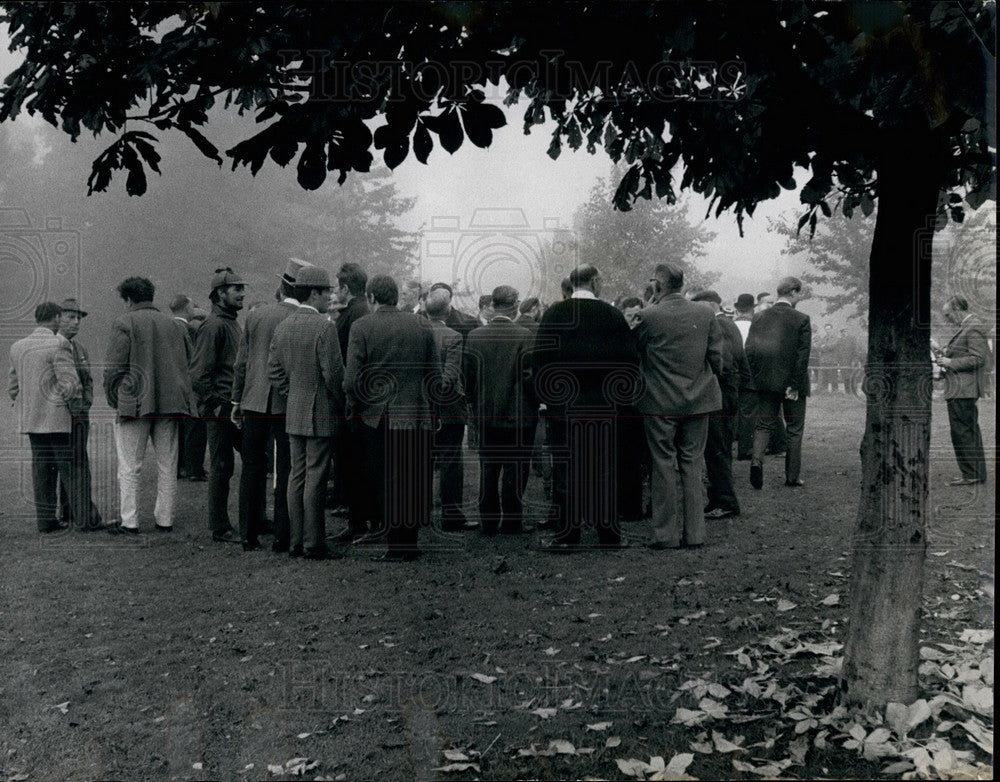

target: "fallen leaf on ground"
[531,707,557,719]
[820,594,840,606]
[586,721,612,731]
[470,673,497,684]
[606,736,622,748]
[776,599,797,612]
[433,762,481,773]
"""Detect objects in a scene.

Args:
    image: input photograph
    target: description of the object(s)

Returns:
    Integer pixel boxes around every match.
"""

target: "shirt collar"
[282,297,299,306]
[571,290,597,300]
[774,299,794,307]
[298,303,319,313]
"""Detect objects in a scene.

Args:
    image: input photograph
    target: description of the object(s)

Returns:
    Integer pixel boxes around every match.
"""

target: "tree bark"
[841,125,950,707]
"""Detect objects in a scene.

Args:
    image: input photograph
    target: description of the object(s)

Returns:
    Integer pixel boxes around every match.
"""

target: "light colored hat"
[295,266,332,288]
[278,257,314,284]
[210,267,245,291]
[58,297,87,317]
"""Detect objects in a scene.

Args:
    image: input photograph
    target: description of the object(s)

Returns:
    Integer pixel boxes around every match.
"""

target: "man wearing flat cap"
[192,267,246,542]
[56,298,103,530]
[231,259,310,551]
[269,265,345,559]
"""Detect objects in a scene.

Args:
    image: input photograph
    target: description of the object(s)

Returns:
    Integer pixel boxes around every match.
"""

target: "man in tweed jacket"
[232,259,312,551]
[269,265,345,559]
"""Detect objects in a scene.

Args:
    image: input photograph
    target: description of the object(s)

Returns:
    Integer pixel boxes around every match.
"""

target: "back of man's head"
[776,276,803,298]
[690,290,722,306]
[169,294,192,315]
[569,265,600,289]
[653,263,684,293]
[424,288,451,319]
[491,285,519,314]
[368,275,399,307]
[117,276,155,304]
[519,296,539,315]
[34,301,62,325]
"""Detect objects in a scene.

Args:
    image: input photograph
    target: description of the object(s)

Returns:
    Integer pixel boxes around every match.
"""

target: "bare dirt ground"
[0,392,993,781]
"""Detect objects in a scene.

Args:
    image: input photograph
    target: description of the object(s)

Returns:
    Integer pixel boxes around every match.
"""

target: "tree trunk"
[840,125,949,708]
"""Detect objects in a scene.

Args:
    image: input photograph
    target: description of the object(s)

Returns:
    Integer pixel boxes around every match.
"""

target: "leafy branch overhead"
[0,1,993,225]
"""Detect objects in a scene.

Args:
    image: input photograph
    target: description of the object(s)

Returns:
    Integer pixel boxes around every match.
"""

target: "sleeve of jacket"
[52,338,82,404]
[793,315,812,391]
[318,323,346,417]
[343,324,364,418]
[190,321,219,403]
[231,317,251,404]
[424,327,442,425]
[706,315,724,378]
[267,333,290,403]
[948,325,989,372]
[8,353,19,402]
[103,317,130,409]
[462,333,479,407]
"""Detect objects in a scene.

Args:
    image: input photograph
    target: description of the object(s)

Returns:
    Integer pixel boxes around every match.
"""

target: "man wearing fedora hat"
[56,298,103,530]
[269,265,345,559]
[231,258,311,552]
[192,267,246,542]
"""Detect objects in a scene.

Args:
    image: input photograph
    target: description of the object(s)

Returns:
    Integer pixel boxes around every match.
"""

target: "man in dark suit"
[232,258,310,551]
[425,287,473,530]
[691,290,749,519]
[170,294,208,481]
[269,265,345,559]
[532,265,638,551]
[935,295,990,485]
[344,275,439,561]
[464,286,538,535]
[331,262,372,539]
[515,297,541,334]
[636,266,724,549]
[55,298,103,530]
[428,282,479,341]
[745,276,812,489]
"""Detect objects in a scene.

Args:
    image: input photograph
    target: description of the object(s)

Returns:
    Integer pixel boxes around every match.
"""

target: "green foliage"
[573,167,718,301]
[1,2,993,229]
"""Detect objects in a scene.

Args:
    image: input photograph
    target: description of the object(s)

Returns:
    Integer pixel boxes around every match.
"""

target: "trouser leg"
[676,415,709,546]
[238,412,269,543]
[286,435,307,552]
[149,417,179,527]
[302,436,333,552]
[28,433,60,532]
[644,415,681,547]
[114,418,150,529]
[781,395,807,483]
[206,412,236,533]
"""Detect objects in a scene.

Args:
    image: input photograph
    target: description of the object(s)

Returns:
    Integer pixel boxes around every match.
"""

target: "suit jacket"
[64,337,94,416]
[335,295,371,364]
[716,313,751,394]
[8,327,80,434]
[444,307,479,342]
[429,319,466,424]
[635,294,723,416]
[942,316,992,399]
[745,302,812,396]
[532,297,640,412]
[191,303,241,413]
[269,307,345,437]
[104,303,195,418]
[464,318,537,427]
[232,299,298,414]
[344,308,439,430]
[514,313,540,335]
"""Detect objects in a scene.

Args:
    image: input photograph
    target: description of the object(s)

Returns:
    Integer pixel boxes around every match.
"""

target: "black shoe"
[106,523,139,536]
[784,479,804,487]
[289,546,303,558]
[154,524,173,533]
[212,529,240,543]
[948,477,984,486]
[750,460,763,490]
[187,472,208,482]
[735,454,752,461]
[332,528,358,543]
[242,539,262,551]
[499,525,528,535]
[534,519,556,531]
[599,539,628,550]
[705,508,738,520]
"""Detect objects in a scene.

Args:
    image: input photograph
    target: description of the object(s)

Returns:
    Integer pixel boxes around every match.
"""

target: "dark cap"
[58,298,87,317]
[735,293,755,311]
[690,289,722,305]
[211,267,245,291]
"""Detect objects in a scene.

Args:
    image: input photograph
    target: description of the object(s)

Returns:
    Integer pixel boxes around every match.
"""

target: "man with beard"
[192,267,246,542]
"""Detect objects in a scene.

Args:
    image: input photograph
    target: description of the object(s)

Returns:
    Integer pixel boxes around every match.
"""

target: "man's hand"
[784,386,799,401]
[230,402,242,428]
[936,356,952,369]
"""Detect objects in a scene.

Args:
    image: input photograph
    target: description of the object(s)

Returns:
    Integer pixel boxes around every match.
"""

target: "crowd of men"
[7,260,992,559]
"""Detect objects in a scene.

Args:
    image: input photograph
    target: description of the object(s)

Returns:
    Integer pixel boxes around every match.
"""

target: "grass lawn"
[0,392,993,781]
